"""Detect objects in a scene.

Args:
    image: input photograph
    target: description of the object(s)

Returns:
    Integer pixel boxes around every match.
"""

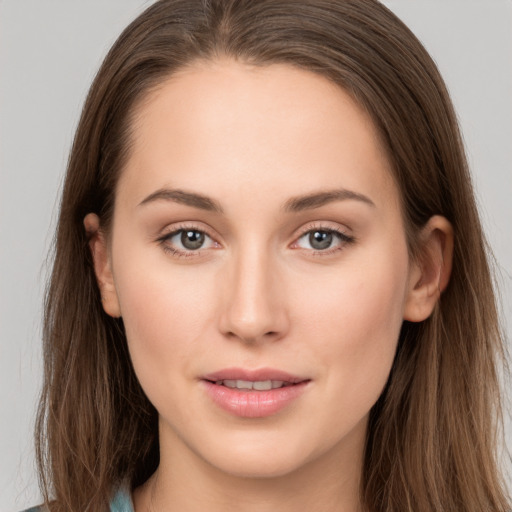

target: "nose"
[218,244,289,344]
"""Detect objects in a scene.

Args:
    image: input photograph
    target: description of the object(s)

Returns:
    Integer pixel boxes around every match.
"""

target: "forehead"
[119,58,400,215]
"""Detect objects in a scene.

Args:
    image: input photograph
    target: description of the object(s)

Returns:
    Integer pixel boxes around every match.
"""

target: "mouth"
[208,379,296,391]
[201,368,310,418]
[202,367,308,388]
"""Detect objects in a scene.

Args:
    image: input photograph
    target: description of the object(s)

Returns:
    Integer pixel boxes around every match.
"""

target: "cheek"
[113,251,218,387]
[293,247,409,394]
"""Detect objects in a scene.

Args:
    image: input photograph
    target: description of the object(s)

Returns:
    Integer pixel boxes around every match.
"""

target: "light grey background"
[1,1,511,510]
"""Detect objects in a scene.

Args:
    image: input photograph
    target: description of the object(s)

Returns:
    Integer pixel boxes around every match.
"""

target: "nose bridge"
[219,238,287,343]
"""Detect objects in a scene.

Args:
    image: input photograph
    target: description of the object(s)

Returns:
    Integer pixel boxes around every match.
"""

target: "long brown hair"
[36,1,511,510]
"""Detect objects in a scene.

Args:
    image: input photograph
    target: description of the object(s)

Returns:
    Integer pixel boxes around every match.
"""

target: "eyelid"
[159,222,216,239]
[294,221,351,239]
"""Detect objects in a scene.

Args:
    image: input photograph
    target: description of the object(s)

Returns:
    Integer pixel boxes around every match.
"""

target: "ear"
[403,215,453,322]
[84,213,121,318]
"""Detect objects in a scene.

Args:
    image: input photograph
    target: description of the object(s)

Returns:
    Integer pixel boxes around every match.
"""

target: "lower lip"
[202,380,309,418]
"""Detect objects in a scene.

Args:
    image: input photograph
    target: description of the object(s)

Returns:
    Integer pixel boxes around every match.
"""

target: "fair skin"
[85,58,453,512]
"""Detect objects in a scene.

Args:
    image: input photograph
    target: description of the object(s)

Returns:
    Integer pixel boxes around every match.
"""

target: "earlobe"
[403,215,453,322]
[84,213,122,318]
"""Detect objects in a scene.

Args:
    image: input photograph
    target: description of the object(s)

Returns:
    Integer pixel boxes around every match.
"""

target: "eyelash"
[156,222,355,259]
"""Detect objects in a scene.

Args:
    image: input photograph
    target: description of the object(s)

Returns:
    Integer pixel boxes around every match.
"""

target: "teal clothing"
[110,486,135,512]
[21,486,134,512]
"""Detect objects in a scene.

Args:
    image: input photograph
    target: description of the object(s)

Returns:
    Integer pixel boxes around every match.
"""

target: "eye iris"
[181,230,204,250]
[309,230,333,250]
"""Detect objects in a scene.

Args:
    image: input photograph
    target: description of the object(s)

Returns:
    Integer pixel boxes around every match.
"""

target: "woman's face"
[94,59,424,479]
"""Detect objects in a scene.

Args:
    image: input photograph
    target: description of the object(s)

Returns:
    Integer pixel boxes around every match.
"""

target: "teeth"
[253,380,272,390]
[236,380,253,389]
[216,379,287,390]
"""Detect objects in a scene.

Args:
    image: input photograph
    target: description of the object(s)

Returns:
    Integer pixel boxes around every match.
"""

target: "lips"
[201,368,310,418]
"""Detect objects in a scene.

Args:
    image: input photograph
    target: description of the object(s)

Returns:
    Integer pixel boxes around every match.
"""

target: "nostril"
[225,330,279,344]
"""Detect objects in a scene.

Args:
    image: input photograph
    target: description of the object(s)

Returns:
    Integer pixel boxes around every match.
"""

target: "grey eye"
[180,230,205,250]
[295,228,352,252]
[308,230,334,250]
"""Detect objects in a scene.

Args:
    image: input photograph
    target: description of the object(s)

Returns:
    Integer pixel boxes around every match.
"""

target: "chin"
[211,453,309,479]
[196,431,322,479]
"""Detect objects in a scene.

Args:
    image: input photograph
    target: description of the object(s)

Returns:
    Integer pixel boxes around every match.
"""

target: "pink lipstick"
[201,368,310,418]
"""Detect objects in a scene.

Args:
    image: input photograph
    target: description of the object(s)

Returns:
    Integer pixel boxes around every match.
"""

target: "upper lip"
[202,367,309,384]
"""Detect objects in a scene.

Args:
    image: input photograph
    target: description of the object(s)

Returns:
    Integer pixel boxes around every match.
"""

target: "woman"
[28,0,510,511]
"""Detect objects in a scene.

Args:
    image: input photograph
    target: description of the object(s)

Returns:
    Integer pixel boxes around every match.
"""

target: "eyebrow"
[138,187,375,213]
[138,188,224,213]
[282,189,375,212]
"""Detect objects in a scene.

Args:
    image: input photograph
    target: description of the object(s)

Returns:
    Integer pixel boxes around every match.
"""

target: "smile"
[213,379,292,390]
[201,368,310,418]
